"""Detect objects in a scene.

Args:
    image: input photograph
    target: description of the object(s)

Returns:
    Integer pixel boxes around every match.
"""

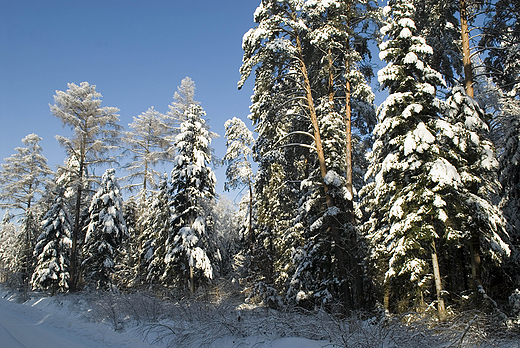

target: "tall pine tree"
[362,0,449,315]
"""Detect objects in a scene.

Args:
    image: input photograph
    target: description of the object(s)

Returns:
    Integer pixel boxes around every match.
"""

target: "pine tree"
[223,117,255,245]
[0,133,52,293]
[166,104,217,293]
[362,0,449,314]
[240,0,376,309]
[479,0,520,242]
[50,81,121,290]
[123,106,172,199]
[167,77,200,129]
[0,211,20,283]
[82,169,127,290]
[31,190,72,295]
[496,97,520,241]
[481,0,519,97]
[139,175,170,286]
[439,86,510,296]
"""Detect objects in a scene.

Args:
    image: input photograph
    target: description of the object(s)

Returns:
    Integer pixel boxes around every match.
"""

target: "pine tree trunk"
[460,0,474,98]
[431,242,446,321]
[70,137,86,292]
[189,265,194,295]
[70,184,81,291]
[460,0,483,292]
[384,283,391,312]
[470,234,482,290]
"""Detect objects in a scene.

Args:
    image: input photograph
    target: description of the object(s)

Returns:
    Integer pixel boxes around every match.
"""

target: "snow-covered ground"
[0,290,156,348]
[0,289,331,348]
[1,288,519,348]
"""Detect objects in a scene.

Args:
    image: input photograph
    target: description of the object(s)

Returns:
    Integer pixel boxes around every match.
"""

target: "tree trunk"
[189,265,194,295]
[460,0,474,98]
[384,283,391,313]
[248,179,254,247]
[470,234,482,290]
[460,0,483,293]
[70,136,86,292]
[69,183,82,292]
[431,241,446,321]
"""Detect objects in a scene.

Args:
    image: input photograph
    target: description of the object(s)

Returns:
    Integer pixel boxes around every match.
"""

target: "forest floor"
[1,284,520,347]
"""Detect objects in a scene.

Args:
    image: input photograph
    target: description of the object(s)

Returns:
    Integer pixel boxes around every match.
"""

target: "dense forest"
[0,0,519,323]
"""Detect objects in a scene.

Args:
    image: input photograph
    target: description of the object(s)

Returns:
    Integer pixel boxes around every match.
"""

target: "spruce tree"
[166,104,217,293]
[362,0,449,314]
[139,176,171,286]
[31,190,72,295]
[0,211,20,283]
[83,169,127,290]
[439,86,510,296]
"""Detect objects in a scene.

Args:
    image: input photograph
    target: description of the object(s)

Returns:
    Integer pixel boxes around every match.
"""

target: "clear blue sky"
[0,0,258,200]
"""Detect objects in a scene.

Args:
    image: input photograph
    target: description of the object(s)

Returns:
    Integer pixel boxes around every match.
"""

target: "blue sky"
[0,0,258,200]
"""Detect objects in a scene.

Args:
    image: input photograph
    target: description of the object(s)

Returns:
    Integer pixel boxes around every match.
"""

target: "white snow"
[404,122,435,156]
[403,52,417,64]
[429,158,461,188]
[399,27,412,39]
[324,170,343,187]
[0,289,336,348]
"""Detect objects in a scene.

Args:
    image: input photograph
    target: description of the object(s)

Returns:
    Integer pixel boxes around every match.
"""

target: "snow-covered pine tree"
[480,0,520,241]
[223,117,255,245]
[361,0,449,315]
[82,168,127,290]
[163,104,216,293]
[123,106,172,199]
[481,0,519,98]
[50,82,121,290]
[0,133,52,293]
[113,197,139,288]
[166,104,217,293]
[31,189,72,295]
[438,86,510,297]
[240,0,376,310]
[139,175,170,287]
[286,0,376,310]
[239,0,314,306]
[496,97,520,240]
[0,211,20,283]
[167,77,201,129]
[412,0,463,87]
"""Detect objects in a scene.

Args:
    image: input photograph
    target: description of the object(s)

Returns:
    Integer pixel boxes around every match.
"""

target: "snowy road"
[0,301,86,348]
[0,293,155,348]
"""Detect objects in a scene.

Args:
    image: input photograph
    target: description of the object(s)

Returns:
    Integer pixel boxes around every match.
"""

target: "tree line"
[0,0,519,320]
